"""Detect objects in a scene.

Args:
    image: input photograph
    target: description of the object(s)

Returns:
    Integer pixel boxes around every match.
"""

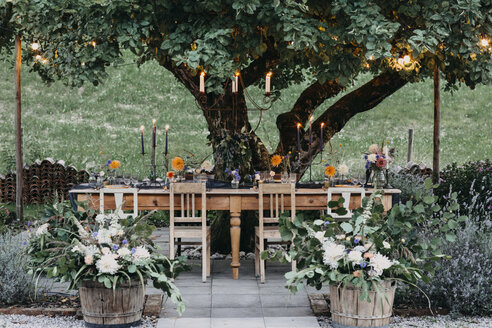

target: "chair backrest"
[327,187,365,219]
[259,183,296,225]
[170,183,207,225]
[99,188,138,219]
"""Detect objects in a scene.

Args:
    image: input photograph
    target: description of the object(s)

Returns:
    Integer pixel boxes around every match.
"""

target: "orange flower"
[353,270,361,277]
[171,157,185,171]
[109,160,120,170]
[271,155,282,167]
[167,171,175,179]
[324,166,336,177]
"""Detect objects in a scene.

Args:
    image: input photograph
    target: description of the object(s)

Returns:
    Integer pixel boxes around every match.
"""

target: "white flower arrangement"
[367,153,377,163]
[369,144,379,154]
[322,240,346,269]
[96,254,121,275]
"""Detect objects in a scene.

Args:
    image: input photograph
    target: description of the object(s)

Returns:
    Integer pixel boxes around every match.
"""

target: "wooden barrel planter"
[329,280,396,328]
[79,280,144,328]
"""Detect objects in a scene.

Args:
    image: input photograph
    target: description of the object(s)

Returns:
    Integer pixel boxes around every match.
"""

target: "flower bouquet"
[364,143,393,188]
[26,200,189,323]
[271,179,464,326]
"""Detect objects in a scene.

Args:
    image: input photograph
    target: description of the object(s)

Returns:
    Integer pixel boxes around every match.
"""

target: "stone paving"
[153,228,322,328]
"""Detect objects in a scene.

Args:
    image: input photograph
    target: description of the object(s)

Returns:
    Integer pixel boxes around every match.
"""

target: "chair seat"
[174,226,211,239]
[255,226,281,239]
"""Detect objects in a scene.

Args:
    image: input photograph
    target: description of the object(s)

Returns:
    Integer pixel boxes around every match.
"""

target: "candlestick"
[152,119,156,148]
[309,116,313,146]
[320,122,325,152]
[297,123,301,152]
[265,72,272,94]
[199,71,205,93]
[231,81,236,93]
[165,125,169,155]
[140,125,145,155]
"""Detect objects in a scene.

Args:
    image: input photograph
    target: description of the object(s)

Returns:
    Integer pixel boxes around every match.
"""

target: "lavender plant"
[0,231,35,304]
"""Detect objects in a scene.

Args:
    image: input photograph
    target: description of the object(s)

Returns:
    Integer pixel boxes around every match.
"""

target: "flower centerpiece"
[225,168,241,188]
[104,160,121,185]
[364,143,393,188]
[324,164,336,187]
[271,178,464,327]
[25,200,188,325]
[171,156,185,181]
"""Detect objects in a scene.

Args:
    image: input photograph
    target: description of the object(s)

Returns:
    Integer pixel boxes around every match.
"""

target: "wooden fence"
[0,158,88,204]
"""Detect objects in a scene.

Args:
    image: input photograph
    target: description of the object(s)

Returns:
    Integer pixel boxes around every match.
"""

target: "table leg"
[230,195,241,279]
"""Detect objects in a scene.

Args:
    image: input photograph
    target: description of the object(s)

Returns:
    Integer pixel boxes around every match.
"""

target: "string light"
[403,55,411,64]
[31,41,39,51]
[91,41,96,47]
[480,38,489,47]
[35,55,42,61]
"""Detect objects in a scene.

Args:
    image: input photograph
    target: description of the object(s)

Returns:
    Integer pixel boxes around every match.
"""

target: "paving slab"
[212,294,261,308]
[264,316,320,328]
[211,317,265,328]
[211,307,263,318]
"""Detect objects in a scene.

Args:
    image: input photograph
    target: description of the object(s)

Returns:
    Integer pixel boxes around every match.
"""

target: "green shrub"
[436,160,492,220]
[0,231,35,305]
[0,204,15,234]
[389,170,429,203]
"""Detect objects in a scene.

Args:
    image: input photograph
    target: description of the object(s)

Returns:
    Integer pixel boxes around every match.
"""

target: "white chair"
[99,188,138,219]
[169,183,210,282]
[255,183,296,283]
[327,187,366,219]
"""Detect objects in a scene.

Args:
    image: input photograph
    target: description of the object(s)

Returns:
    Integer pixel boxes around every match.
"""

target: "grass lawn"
[0,55,491,181]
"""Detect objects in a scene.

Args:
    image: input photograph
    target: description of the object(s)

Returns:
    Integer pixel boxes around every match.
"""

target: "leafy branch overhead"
[1,0,491,176]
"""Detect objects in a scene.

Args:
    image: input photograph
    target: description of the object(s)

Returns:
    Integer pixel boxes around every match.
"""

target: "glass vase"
[281,171,289,184]
[231,178,240,189]
[372,170,386,189]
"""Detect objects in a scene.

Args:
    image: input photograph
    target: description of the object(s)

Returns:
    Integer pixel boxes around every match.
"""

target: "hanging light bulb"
[403,55,411,64]
[35,55,42,61]
[91,41,97,48]
[31,41,39,51]
[480,38,489,47]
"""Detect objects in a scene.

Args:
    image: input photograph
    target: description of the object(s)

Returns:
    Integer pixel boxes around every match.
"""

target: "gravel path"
[318,315,492,328]
[0,315,157,328]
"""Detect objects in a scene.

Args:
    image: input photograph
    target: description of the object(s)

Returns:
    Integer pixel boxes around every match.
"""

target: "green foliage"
[388,171,430,203]
[1,0,491,90]
[435,160,492,221]
[272,178,464,304]
[0,231,35,305]
[25,199,189,314]
[0,204,15,233]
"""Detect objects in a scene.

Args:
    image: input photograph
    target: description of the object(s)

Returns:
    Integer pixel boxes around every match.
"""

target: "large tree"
[1,0,491,178]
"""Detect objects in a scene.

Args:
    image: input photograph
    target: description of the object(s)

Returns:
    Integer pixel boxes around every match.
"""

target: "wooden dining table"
[69,185,400,279]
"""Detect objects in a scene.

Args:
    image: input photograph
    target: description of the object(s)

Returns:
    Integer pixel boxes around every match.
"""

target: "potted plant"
[270,178,464,327]
[26,200,188,327]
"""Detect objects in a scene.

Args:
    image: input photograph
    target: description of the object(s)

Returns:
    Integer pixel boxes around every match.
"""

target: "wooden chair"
[327,187,366,220]
[255,183,296,283]
[169,183,210,282]
[99,188,138,219]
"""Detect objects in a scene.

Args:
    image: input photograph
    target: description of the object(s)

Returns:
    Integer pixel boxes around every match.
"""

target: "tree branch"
[275,79,344,154]
[293,70,408,176]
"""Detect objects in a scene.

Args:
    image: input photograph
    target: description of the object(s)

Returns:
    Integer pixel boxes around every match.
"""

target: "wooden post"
[433,66,440,183]
[407,128,414,163]
[15,35,24,220]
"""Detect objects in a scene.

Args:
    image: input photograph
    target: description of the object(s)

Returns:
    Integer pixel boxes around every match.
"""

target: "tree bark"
[282,71,409,177]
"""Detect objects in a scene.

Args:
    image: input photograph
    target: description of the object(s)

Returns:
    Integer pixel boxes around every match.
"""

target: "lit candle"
[309,116,313,146]
[231,80,236,93]
[320,122,325,152]
[165,125,169,155]
[152,119,156,148]
[234,71,239,93]
[140,125,145,155]
[265,72,272,94]
[199,71,205,93]
[297,123,301,152]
